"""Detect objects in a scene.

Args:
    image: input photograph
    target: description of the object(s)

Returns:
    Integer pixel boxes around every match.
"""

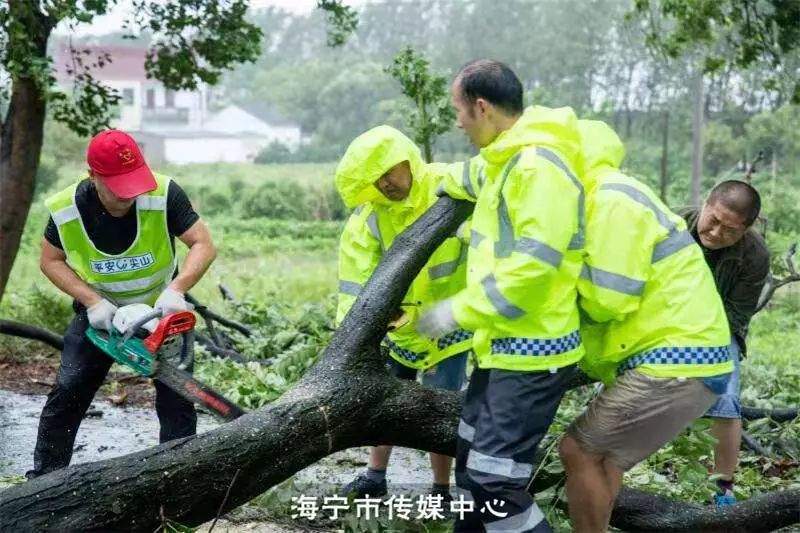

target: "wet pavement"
[0,389,434,493]
[0,389,217,478]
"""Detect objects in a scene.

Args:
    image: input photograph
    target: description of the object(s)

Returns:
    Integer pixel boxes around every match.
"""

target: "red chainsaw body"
[143,311,196,353]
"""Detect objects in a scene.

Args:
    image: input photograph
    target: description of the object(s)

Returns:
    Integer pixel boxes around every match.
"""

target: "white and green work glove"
[416,299,459,338]
[87,299,118,331]
[154,287,190,315]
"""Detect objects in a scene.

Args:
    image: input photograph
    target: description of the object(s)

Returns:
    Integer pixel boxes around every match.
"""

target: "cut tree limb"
[742,406,799,422]
[0,319,63,351]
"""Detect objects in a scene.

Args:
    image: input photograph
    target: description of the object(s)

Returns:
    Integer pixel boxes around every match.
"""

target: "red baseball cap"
[86,129,157,199]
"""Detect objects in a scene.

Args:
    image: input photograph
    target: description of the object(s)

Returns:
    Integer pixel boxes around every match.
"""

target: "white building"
[53,41,302,164]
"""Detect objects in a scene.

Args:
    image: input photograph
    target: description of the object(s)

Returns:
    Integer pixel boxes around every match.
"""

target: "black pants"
[454,365,576,532]
[31,311,197,476]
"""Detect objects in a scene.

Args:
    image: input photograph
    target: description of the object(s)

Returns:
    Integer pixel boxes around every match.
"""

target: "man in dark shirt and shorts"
[27,129,217,478]
[683,180,770,505]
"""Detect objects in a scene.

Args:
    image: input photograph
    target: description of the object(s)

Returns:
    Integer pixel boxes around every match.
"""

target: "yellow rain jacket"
[577,120,733,383]
[335,125,472,369]
[438,106,586,372]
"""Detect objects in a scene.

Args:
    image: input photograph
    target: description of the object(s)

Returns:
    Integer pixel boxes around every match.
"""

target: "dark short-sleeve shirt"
[681,208,770,355]
[44,179,199,254]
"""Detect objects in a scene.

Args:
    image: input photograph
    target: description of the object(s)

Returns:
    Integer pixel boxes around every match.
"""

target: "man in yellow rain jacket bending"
[558,120,733,532]
[335,125,472,503]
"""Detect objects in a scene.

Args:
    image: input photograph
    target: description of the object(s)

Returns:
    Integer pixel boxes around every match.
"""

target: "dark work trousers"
[30,311,197,476]
[454,364,576,532]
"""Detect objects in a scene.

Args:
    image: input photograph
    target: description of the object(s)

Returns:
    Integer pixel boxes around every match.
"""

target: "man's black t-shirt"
[44,179,199,254]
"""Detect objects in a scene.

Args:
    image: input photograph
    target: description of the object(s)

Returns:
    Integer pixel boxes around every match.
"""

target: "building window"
[146,88,155,109]
[122,88,134,106]
[165,89,175,108]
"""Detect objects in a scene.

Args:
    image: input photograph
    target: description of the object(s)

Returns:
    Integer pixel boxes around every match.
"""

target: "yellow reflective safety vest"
[439,106,586,372]
[44,174,176,306]
[577,120,733,383]
[335,125,472,369]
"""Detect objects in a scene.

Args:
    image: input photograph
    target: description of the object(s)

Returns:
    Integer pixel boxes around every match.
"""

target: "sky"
[55,0,371,36]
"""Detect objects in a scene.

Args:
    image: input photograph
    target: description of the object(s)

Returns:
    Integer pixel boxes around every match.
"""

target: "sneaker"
[341,473,388,498]
[713,490,736,506]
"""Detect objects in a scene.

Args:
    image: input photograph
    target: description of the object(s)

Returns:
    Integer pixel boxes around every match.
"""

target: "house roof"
[52,40,149,83]
[237,102,296,127]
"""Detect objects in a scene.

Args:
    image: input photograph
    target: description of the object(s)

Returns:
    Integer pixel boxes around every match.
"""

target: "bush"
[202,191,232,216]
[306,183,347,221]
[241,180,310,220]
[34,155,61,198]
[254,140,342,165]
[254,141,294,165]
[763,187,800,235]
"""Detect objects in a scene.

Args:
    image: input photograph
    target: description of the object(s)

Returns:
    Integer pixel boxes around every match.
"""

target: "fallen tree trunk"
[2,197,799,532]
[612,487,800,532]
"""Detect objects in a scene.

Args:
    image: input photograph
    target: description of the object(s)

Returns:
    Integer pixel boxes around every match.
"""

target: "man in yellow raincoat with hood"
[419,60,586,533]
[557,119,733,532]
[335,125,472,502]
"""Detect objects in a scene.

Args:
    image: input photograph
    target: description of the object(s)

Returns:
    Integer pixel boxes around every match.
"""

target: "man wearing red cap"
[27,129,217,478]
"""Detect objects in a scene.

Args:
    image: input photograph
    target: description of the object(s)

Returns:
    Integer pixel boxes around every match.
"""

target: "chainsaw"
[86,303,245,422]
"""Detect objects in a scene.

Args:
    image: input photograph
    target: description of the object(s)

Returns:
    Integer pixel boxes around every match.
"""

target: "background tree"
[385,46,454,163]
[632,0,800,102]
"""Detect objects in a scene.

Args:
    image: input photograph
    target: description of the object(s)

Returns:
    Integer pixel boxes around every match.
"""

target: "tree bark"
[611,487,800,532]
[690,70,704,207]
[1,198,798,532]
[0,5,52,302]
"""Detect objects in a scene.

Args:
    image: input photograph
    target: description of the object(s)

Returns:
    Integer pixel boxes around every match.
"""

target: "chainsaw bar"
[153,360,245,422]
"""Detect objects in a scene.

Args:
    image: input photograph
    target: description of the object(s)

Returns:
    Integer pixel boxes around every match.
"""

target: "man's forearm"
[41,260,102,308]
[169,242,216,293]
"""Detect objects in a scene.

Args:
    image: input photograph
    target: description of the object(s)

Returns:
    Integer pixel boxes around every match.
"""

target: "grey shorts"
[567,369,717,471]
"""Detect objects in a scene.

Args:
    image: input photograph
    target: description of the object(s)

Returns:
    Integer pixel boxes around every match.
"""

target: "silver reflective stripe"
[514,237,562,268]
[600,183,673,230]
[430,259,460,280]
[580,264,645,296]
[458,419,475,442]
[353,205,365,215]
[338,280,362,296]
[462,160,477,199]
[431,240,468,279]
[52,205,80,226]
[366,212,384,251]
[471,230,486,249]
[136,195,167,210]
[652,229,695,263]
[536,147,584,250]
[485,503,545,532]
[478,167,486,188]
[495,153,523,258]
[92,264,173,292]
[481,275,524,319]
[466,449,533,479]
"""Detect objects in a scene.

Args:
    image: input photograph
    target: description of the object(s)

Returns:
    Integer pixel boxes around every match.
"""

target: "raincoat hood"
[335,125,425,209]
[481,105,581,168]
[577,119,625,184]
